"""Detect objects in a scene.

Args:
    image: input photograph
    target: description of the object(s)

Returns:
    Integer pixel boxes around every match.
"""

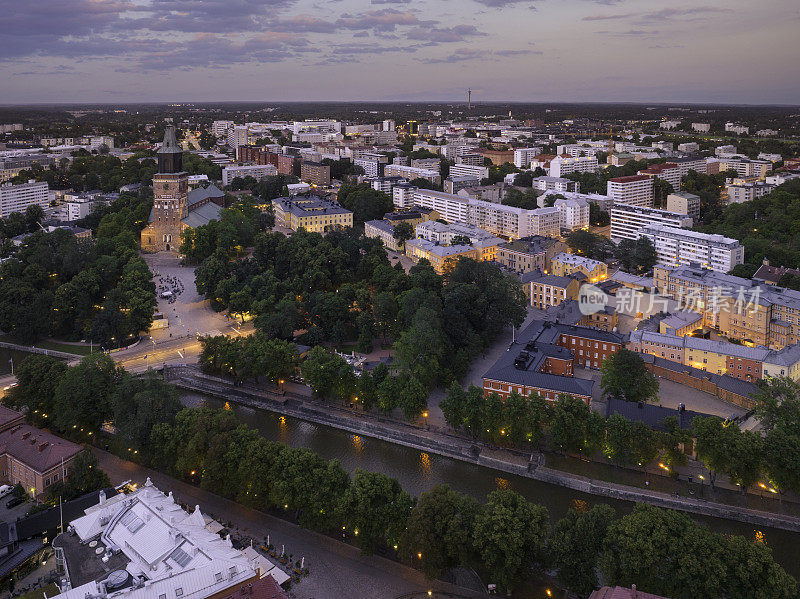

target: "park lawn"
[0,335,94,356]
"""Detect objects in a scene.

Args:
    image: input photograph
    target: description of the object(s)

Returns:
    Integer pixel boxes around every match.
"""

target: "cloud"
[335,9,426,31]
[417,47,485,64]
[582,13,638,21]
[494,49,542,56]
[406,24,485,43]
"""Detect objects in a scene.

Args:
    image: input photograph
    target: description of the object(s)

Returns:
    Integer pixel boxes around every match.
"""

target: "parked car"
[0,485,12,499]
[6,496,25,509]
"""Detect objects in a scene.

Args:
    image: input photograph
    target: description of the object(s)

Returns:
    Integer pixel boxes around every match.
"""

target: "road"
[93,449,486,599]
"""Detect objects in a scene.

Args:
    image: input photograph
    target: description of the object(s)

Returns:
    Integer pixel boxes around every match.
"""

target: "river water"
[0,348,39,376]
[183,392,800,579]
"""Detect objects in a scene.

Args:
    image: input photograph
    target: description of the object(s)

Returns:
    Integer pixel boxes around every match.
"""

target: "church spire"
[157,124,183,174]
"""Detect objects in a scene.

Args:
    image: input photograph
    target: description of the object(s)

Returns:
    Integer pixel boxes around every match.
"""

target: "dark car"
[6,496,25,509]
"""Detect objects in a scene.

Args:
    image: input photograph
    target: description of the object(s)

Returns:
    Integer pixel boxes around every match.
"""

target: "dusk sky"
[2,0,799,105]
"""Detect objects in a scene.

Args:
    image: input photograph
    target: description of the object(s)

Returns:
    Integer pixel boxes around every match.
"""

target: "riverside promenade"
[164,365,800,533]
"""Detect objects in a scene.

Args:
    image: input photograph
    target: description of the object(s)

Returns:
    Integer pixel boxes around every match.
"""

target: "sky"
[1,0,799,105]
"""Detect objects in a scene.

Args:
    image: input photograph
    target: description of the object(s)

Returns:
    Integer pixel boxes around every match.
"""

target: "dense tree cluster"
[600,348,660,403]
[335,183,394,225]
[180,195,274,263]
[702,179,800,277]
[193,229,526,417]
[0,193,156,344]
[565,229,656,274]
[199,333,297,386]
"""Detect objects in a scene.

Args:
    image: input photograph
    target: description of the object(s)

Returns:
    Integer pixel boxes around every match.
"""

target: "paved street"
[93,450,485,599]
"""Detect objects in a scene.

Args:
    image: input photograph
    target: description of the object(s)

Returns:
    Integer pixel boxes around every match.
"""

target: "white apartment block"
[449,163,489,180]
[393,184,418,209]
[533,176,579,193]
[292,120,342,135]
[640,224,745,273]
[756,129,779,137]
[211,120,234,137]
[66,196,100,221]
[715,145,738,157]
[540,190,613,212]
[221,164,278,186]
[651,141,674,152]
[384,164,441,185]
[607,175,654,208]
[610,204,693,243]
[638,163,682,191]
[726,181,776,204]
[725,123,750,135]
[555,143,607,158]
[412,189,469,223]
[671,156,707,179]
[382,119,396,132]
[677,142,700,153]
[367,176,407,194]
[226,126,249,149]
[718,158,771,179]
[691,123,711,133]
[415,221,503,260]
[0,180,49,218]
[758,153,782,163]
[354,158,381,178]
[514,147,543,168]
[659,120,681,130]
[549,155,598,178]
[553,197,589,231]
[456,154,486,167]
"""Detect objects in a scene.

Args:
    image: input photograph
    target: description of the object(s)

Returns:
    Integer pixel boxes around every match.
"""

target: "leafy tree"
[52,353,122,433]
[723,534,798,599]
[600,348,659,403]
[659,416,690,470]
[339,470,413,555]
[693,416,763,491]
[301,346,357,402]
[472,489,549,593]
[7,354,68,422]
[550,504,617,596]
[549,395,604,455]
[400,484,482,578]
[603,414,659,467]
[49,449,111,501]
[392,221,414,250]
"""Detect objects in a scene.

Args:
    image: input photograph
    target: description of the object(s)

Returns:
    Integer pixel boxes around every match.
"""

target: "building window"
[175,590,183,598]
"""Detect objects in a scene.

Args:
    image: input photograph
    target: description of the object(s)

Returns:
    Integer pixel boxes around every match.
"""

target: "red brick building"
[237,146,280,167]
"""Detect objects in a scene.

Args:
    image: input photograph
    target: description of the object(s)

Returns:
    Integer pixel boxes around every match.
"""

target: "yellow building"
[550,252,608,283]
[272,195,353,233]
[404,238,478,274]
[519,272,581,310]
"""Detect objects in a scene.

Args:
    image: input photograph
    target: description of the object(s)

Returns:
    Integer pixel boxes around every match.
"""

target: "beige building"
[666,191,701,222]
[550,253,607,283]
[364,219,401,251]
[520,272,581,310]
[272,195,353,233]
[404,238,478,274]
[496,236,569,274]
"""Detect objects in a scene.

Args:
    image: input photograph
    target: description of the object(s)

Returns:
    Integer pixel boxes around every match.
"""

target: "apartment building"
[607,175,654,208]
[393,184,418,209]
[641,224,744,273]
[292,119,342,134]
[495,236,569,274]
[533,176,580,193]
[0,155,56,182]
[692,123,711,133]
[0,180,49,218]
[277,154,298,176]
[715,158,771,179]
[553,197,590,231]
[415,221,502,261]
[550,253,607,282]
[226,126,249,149]
[653,264,800,350]
[404,238,478,274]
[726,180,775,204]
[449,163,489,180]
[367,176,407,194]
[669,155,707,179]
[221,164,278,186]
[678,142,700,153]
[411,189,470,222]
[444,175,480,194]
[725,122,750,135]
[410,158,441,172]
[549,155,599,178]
[272,195,352,232]
[455,153,485,167]
[520,272,581,310]
[354,158,382,178]
[610,204,692,243]
[556,143,607,158]
[638,162,682,191]
[666,191,701,221]
[514,147,543,168]
[212,120,234,136]
[384,164,442,185]
[300,161,331,186]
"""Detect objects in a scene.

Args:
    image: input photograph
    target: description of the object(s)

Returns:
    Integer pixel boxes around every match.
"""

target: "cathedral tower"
[142,124,188,252]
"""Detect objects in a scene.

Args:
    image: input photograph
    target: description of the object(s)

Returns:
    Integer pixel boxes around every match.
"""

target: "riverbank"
[164,365,800,534]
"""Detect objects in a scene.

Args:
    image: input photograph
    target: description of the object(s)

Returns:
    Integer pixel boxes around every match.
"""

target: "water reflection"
[418,452,431,476]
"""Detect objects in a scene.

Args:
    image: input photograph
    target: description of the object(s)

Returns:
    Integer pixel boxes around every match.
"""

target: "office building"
[292,120,341,135]
[665,192,701,222]
[449,163,489,180]
[532,176,579,193]
[496,236,569,274]
[444,175,480,195]
[221,164,278,186]
[638,162,682,192]
[384,164,441,186]
[404,238,478,274]
[549,155,598,178]
[654,264,800,351]
[272,195,352,232]
[607,175,654,208]
[211,120,234,137]
[0,180,49,217]
[52,480,289,599]
[641,224,744,272]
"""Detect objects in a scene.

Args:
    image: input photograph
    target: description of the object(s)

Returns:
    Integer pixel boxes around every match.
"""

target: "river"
[181,392,800,580]
[0,347,46,376]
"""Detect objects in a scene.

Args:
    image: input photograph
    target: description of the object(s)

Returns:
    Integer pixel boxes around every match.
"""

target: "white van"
[0,485,13,499]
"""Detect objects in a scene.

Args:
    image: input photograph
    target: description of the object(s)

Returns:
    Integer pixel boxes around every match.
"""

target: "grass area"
[15,583,59,599]
[0,335,96,356]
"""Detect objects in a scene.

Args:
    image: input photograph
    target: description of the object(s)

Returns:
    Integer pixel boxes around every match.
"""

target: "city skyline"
[2,0,799,105]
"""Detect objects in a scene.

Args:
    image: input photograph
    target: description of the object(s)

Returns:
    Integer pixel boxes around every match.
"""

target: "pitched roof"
[188,184,225,207]
[0,424,82,473]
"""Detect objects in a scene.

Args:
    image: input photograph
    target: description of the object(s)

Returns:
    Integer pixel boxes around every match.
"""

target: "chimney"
[99,490,106,505]
[38,442,49,452]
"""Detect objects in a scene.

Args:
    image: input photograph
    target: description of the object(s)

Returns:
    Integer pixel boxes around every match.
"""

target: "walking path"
[93,450,486,599]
